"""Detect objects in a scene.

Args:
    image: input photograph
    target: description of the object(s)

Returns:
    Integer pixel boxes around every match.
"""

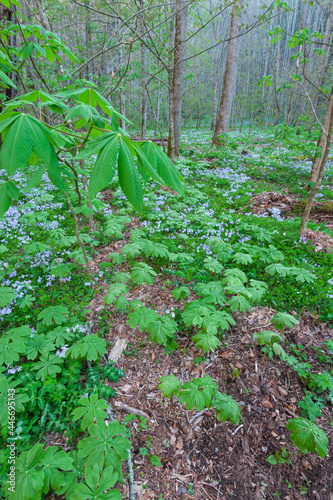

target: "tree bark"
[212,0,243,146]
[168,0,188,158]
[141,40,147,139]
[308,86,333,185]
[300,88,333,234]
[313,0,333,113]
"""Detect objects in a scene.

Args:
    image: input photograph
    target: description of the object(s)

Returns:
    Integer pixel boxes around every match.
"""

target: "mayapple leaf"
[67,335,107,361]
[71,393,108,430]
[158,374,182,398]
[213,392,241,424]
[286,417,328,458]
[0,286,16,308]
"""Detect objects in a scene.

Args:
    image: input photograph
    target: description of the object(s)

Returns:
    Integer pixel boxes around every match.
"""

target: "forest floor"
[88,129,333,500]
[1,127,333,500]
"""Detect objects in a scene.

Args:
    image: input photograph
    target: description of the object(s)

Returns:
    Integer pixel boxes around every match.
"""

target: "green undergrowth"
[1,128,333,499]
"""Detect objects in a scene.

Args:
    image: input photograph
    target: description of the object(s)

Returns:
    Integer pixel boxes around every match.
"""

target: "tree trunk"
[154,86,162,135]
[300,87,333,234]
[31,0,50,31]
[171,0,188,156]
[308,87,333,184]
[313,0,333,112]
[141,40,147,139]
[212,0,243,145]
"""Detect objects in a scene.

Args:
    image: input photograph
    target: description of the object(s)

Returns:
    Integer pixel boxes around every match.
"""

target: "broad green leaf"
[8,443,45,500]
[192,331,221,352]
[130,262,157,285]
[41,446,73,493]
[0,183,11,217]
[127,306,158,332]
[213,392,241,424]
[0,286,16,307]
[72,393,108,430]
[0,114,33,175]
[32,354,64,381]
[68,335,107,361]
[148,316,177,346]
[253,331,283,346]
[118,137,143,210]
[150,455,162,467]
[77,420,131,472]
[69,464,121,500]
[37,305,69,325]
[89,134,118,197]
[158,374,182,398]
[286,417,328,458]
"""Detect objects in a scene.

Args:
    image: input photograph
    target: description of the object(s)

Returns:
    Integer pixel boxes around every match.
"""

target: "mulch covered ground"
[85,268,333,500]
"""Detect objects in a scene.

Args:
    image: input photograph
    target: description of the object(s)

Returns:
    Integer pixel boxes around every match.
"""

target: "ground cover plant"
[1,0,333,498]
[1,122,333,499]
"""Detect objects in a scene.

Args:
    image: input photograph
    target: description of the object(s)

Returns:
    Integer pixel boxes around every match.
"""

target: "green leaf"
[253,331,283,346]
[139,447,149,456]
[77,420,131,473]
[18,294,36,309]
[232,252,253,265]
[0,335,26,365]
[68,335,107,361]
[178,376,218,411]
[9,443,45,500]
[130,262,157,285]
[158,374,182,398]
[68,464,121,500]
[192,331,221,352]
[150,455,162,467]
[193,281,225,305]
[148,316,177,346]
[0,114,33,175]
[0,374,29,425]
[89,134,118,197]
[299,396,322,422]
[271,312,299,331]
[32,354,64,381]
[204,257,224,273]
[227,295,252,312]
[171,286,190,300]
[0,183,11,217]
[265,263,292,277]
[213,392,241,424]
[37,305,69,326]
[0,69,17,88]
[72,394,108,430]
[127,305,158,332]
[118,136,143,210]
[286,417,328,458]
[6,181,20,200]
[182,300,215,328]
[152,142,184,195]
[104,283,128,305]
[41,446,74,493]
[0,286,16,307]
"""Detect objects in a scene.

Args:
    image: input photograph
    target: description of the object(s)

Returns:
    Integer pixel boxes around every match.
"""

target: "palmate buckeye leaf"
[286,417,328,458]
[0,114,65,191]
[77,130,183,205]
